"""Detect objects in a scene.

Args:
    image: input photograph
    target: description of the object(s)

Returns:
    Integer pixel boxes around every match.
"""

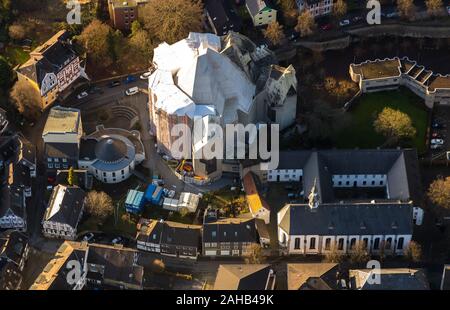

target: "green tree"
[333,0,347,20]
[85,190,114,221]
[425,0,444,17]
[140,0,203,44]
[373,108,416,143]
[263,21,285,46]
[428,176,450,212]
[295,9,316,37]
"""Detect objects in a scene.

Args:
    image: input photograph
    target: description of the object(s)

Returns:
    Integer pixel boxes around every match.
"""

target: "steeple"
[308,178,320,210]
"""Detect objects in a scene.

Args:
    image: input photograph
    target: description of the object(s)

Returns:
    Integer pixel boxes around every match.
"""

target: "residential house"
[30,241,89,290]
[246,0,277,26]
[213,264,276,290]
[136,218,201,259]
[42,185,85,240]
[287,263,339,290]
[349,268,430,290]
[205,0,242,36]
[295,0,333,18]
[202,208,260,257]
[242,172,270,224]
[350,57,450,108]
[107,0,149,31]
[43,106,82,173]
[0,230,29,271]
[15,30,88,109]
[85,243,144,290]
[0,186,27,231]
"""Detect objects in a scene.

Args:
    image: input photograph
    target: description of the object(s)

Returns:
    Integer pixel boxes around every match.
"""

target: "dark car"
[321,23,333,31]
[432,122,446,129]
[108,80,121,88]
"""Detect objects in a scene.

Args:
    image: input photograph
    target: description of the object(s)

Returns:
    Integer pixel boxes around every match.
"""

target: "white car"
[339,19,350,27]
[167,190,176,198]
[125,86,139,96]
[77,91,88,99]
[431,139,444,145]
[140,72,152,80]
[83,233,94,242]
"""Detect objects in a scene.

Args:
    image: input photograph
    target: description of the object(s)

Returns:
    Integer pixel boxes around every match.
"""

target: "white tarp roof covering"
[149,32,256,123]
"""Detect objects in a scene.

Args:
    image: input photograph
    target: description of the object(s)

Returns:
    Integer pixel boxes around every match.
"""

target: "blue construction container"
[125,189,145,214]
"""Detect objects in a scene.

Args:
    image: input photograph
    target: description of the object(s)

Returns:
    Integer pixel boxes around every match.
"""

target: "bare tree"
[397,0,416,21]
[263,21,285,46]
[404,241,422,263]
[10,79,42,121]
[85,190,114,221]
[324,243,345,264]
[295,9,316,37]
[349,241,370,265]
[140,0,203,44]
[244,243,264,264]
[8,23,26,41]
[425,0,444,17]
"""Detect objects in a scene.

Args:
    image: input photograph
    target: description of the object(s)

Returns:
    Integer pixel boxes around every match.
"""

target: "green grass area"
[333,89,429,154]
[3,45,29,66]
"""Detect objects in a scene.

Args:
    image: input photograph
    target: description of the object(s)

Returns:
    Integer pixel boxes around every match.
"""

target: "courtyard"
[333,88,429,154]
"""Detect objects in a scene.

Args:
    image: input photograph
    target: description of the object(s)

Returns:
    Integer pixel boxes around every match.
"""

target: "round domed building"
[79,126,145,183]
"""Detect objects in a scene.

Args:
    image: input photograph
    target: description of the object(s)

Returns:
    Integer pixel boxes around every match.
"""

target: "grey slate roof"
[205,0,242,35]
[279,202,413,236]
[203,217,258,243]
[0,186,25,220]
[94,138,127,163]
[213,264,272,290]
[350,268,430,290]
[45,143,79,159]
[274,149,421,204]
[0,230,28,265]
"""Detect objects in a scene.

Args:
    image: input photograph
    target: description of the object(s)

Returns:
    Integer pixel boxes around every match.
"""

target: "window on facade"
[338,238,344,250]
[103,172,106,177]
[350,238,356,249]
[325,238,331,250]
[112,172,116,177]
[62,158,67,163]
[373,238,380,250]
[294,238,301,249]
[47,158,52,162]
[397,237,404,249]
[363,238,368,248]
[385,237,392,249]
[309,238,316,249]
[121,170,125,175]
[212,231,216,238]
[48,164,53,169]
[54,158,59,163]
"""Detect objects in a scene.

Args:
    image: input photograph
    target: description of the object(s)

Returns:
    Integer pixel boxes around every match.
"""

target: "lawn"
[333,89,429,154]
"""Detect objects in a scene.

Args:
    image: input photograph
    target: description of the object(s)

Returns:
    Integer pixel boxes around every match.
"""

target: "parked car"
[77,91,88,99]
[432,121,446,129]
[140,72,152,80]
[431,138,444,145]
[432,132,446,138]
[339,19,350,27]
[125,86,139,96]
[112,237,123,245]
[431,144,443,150]
[108,80,121,88]
[46,185,53,191]
[321,23,333,31]
[447,6,450,15]
[125,75,137,84]
[162,154,171,161]
[386,11,399,18]
[83,233,94,242]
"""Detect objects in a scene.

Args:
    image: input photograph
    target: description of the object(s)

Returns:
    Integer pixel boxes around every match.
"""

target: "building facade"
[42,185,85,240]
[296,0,333,17]
[350,57,450,108]
[16,30,87,109]
[246,0,277,26]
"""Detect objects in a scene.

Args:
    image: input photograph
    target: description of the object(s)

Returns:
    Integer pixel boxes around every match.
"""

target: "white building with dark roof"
[350,57,450,108]
[275,149,423,256]
[246,0,277,26]
[42,185,85,240]
[78,126,145,184]
[296,0,333,17]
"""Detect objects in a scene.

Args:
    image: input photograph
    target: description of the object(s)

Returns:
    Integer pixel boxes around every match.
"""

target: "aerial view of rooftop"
[1,0,450,305]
